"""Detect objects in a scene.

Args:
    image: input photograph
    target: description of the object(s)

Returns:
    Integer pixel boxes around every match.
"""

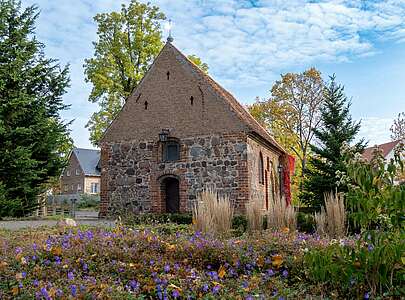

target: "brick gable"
[102,43,247,143]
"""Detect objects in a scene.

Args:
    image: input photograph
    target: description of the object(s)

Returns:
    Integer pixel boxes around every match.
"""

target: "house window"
[163,141,180,161]
[259,152,264,184]
[66,170,71,177]
[64,185,68,192]
[75,169,80,176]
[71,185,74,191]
[91,183,99,194]
[77,183,82,191]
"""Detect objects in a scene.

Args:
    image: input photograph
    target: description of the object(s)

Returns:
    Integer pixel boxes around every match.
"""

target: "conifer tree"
[0,0,71,217]
[301,75,365,208]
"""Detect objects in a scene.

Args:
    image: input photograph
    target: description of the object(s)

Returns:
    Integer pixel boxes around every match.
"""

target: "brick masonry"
[98,42,287,217]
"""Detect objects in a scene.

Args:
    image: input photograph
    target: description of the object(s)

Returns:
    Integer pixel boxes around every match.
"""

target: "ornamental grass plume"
[267,196,297,231]
[193,187,233,235]
[246,197,264,232]
[315,192,346,238]
[324,191,346,238]
[314,208,327,236]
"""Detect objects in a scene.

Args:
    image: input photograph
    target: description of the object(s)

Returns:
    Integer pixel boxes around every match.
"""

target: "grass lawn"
[0,224,403,299]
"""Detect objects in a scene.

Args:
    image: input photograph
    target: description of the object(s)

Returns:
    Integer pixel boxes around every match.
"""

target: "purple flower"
[33,279,39,287]
[21,272,26,278]
[282,270,288,278]
[202,283,209,292]
[172,289,180,298]
[15,247,22,254]
[267,269,275,276]
[368,244,374,252]
[164,264,170,273]
[212,285,220,294]
[40,287,50,300]
[129,280,139,291]
[364,292,370,299]
[67,271,74,280]
[70,285,77,297]
[56,289,63,297]
[246,295,254,300]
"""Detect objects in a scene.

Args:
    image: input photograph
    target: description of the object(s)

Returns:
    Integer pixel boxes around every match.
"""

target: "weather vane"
[167,19,174,43]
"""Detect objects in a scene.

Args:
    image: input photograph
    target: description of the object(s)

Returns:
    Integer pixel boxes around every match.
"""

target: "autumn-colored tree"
[249,68,325,192]
[390,112,405,141]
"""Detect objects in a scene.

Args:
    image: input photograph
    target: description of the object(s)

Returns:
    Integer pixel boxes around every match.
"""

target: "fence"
[36,194,80,218]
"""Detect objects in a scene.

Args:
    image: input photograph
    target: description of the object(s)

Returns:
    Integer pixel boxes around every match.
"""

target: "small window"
[164,141,180,162]
[259,152,264,184]
[190,96,194,105]
[75,169,80,176]
[77,183,82,191]
[71,185,74,191]
[91,183,99,194]
[167,71,170,80]
[144,101,148,110]
[64,185,68,192]
[66,170,71,177]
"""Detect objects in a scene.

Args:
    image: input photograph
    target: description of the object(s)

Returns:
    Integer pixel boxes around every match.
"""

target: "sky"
[23,0,405,149]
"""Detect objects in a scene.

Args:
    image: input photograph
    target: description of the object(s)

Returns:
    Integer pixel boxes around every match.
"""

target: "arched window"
[259,152,264,184]
[163,140,180,162]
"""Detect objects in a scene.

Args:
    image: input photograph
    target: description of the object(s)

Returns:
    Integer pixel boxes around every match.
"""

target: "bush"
[304,230,405,298]
[296,212,315,233]
[232,214,248,235]
[341,142,405,231]
[124,213,192,226]
[77,194,100,209]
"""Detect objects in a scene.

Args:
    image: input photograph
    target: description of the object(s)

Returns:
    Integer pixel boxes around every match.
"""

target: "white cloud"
[22,0,405,148]
[357,117,394,146]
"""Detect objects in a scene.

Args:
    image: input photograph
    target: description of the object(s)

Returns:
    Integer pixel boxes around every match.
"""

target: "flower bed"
[0,225,403,299]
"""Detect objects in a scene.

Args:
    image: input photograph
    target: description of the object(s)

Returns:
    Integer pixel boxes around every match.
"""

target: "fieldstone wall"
[99,133,249,217]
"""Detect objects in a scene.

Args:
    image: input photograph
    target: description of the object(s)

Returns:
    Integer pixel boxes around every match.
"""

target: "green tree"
[0,0,71,217]
[188,54,209,74]
[301,75,365,208]
[84,0,165,145]
[85,2,209,146]
[249,68,325,195]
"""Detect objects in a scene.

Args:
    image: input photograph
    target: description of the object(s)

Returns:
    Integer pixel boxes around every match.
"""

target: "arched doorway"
[161,177,180,213]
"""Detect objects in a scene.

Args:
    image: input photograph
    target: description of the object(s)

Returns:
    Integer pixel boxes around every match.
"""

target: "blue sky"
[24,0,405,149]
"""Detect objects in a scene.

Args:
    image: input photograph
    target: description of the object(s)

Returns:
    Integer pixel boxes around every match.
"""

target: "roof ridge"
[167,43,286,153]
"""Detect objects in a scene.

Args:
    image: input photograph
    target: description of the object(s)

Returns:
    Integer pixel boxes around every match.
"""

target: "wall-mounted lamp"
[159,129,170,142]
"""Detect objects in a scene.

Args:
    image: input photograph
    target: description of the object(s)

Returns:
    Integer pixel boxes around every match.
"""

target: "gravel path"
[0,219,116,230]
[0,211,116,230]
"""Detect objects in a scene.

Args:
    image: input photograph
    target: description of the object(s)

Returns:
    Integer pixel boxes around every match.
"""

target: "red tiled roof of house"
[362,140,401,161]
